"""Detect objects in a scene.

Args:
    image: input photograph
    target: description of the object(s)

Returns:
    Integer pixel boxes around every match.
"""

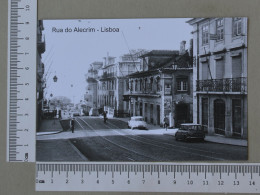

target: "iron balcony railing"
[130,83,161,95]
[196,77,247,93]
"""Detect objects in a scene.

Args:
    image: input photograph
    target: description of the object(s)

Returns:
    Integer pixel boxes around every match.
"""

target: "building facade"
[187,18,247,138]
[96,53,143,117]
[85,61,103,112]
[97,55,117,115]
[126,47,193,127]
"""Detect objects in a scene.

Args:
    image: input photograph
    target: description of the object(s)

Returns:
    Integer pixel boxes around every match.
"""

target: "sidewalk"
[37,118,63,136]
[204,135,247,147]
[115,117,247,147]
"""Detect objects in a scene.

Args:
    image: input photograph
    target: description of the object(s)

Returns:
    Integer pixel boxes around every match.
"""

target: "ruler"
[7,0,37,162]
[36,162,260,193]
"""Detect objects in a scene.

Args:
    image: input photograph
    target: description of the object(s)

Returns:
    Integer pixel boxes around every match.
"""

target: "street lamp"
[53,75,58,82]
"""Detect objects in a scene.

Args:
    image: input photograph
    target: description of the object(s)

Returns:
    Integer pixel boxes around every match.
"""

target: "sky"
[41,18,193,103]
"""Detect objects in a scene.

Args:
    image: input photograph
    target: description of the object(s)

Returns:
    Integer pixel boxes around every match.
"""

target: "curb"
[204,138,248,147]
[36,130,63,136]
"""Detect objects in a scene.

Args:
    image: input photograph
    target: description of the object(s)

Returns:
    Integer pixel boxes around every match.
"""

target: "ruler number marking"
[233,180,240,186]
[25,5,30,11]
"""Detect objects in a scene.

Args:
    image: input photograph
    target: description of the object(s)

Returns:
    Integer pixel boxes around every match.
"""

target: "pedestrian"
[103,111,108,124]
[70,117,75,133]
[163,115,169,131]
[59,110,62,119]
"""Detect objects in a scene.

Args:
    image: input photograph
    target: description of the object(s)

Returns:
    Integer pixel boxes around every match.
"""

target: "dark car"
[175,123,205,141]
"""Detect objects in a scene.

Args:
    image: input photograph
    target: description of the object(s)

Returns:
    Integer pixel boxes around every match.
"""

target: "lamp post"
[53,75,58,82]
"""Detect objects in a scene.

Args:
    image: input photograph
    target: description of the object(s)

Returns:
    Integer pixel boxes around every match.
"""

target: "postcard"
[36,18,248,162]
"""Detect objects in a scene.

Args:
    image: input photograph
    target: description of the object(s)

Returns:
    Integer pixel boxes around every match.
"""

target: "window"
[177,79,188,91]
[126,80,129,91]
[156,78,160,92]
[144,78,147,91]
[233,17,242,36]
[135,80,138,91]
[140,79,143,91]
[150,78,153,91]
[130,80,133,91]
[216,18,224,41]
[216,58,224,79]
[202,25,209,45]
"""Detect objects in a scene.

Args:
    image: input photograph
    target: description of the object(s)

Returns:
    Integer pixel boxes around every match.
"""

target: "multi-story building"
[85,61,103,112]
[37,20,46,129]
[115,52,144,116]
[97,55,117,116]
[187,18,247,138]
[125,44,193,127]
[96,53,143,117]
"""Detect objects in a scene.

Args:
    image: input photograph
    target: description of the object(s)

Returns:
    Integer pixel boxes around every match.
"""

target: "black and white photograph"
[36,18,248,162]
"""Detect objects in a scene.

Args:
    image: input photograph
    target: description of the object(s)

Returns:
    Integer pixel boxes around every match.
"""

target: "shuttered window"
[216,59,224,79]
[202,62,208,80]
[232,56,242,78]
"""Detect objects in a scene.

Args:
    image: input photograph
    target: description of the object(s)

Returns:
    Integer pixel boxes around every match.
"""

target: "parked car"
[89,108,99,116]
[175,123,205,141]
[128,116,148,130]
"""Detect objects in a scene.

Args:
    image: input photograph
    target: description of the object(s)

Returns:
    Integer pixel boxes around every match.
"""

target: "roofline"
[103,63,116,69]
[139,50,179,58]
[186,18,208,25]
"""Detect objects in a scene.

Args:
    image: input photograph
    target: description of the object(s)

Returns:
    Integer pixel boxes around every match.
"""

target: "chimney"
[180,40,186,55]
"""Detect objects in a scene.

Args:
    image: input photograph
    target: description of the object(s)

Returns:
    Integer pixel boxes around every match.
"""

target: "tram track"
[74,117,157,161]
[105,120,229,155]
[78,117,225,161]
[103,119,226,161]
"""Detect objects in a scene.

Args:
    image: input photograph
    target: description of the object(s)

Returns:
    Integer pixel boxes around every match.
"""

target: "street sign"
[7,0,37,162]
[36,162,260,193]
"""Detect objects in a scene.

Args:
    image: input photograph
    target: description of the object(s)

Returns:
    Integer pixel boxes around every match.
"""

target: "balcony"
[196,77,247,93]
[101,72,116,80]
[37,34,45,53]
[130,83,161,97]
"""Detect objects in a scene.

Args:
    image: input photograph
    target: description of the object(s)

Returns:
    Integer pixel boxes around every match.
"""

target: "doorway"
[157,105,160,125]
[214,99,225,135]
[232,99,242,137]
[175,103,189,127]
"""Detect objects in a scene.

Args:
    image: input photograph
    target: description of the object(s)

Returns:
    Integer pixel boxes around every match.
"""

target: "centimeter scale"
[7,0,37,162]
[6,0,260,193]
[36,162,260,193]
